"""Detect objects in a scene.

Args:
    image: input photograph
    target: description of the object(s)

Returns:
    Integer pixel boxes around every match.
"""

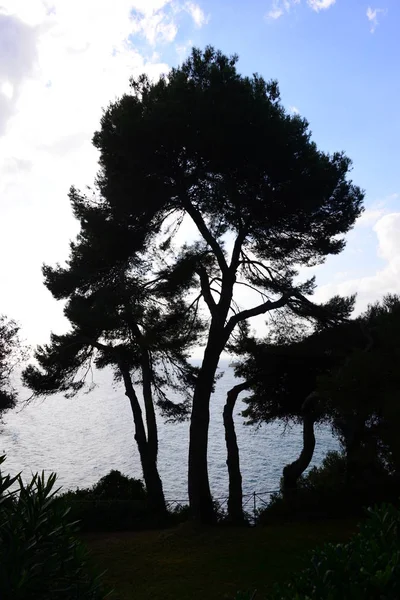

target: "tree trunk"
[188,263,237,523]
[188,323,225,524]
[129,322,158,465]
[282,392,317,496]
[140,348,158,465]
[223,381,250,524]
[120,366,166,515]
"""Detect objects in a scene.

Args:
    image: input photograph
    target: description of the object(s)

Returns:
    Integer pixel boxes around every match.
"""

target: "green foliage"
[258,451,345,522]
[259,451,399,523]
[234,309,362,428]
[60,470,189,531]
[93,46,363,271]
[319,295,400,476]
[268,503,400,599]
[236,504,400,599]
[238,294,400,524]
[237,295,400,434]
[0,455,108,599]
[60,470,153,532]
[90,469,146,499]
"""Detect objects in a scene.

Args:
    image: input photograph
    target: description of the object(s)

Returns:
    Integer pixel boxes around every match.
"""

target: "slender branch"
[289,291,347,326]
[81,337,113,354]
[224,293,291,340]
[80,337,131,370]
[197,266,217,315]
[181,196,228,274]
[234,280,269,300]
[229,298,241,316]
[185,292,203,314]
[187,295,202,338]
[78,356,94,386]
[241,257,277,285]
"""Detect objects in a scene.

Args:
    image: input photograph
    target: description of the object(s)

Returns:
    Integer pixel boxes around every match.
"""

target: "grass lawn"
[84,518,357,600]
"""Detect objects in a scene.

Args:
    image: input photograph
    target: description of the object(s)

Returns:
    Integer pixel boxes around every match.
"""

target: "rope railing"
[166,489,280,524]
[44,487,281,525]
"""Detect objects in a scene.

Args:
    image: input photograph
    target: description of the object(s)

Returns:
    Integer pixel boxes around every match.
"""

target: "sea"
[0,360,338,503]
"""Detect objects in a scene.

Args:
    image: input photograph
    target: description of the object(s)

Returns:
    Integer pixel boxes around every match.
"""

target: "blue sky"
[0,0,399,345]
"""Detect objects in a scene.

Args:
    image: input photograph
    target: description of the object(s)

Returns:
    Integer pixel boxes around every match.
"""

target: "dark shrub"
[91,469,146,500]
[269,503,400,599]
[60,470,153,531]
[61,470,190,531]
[258,451,400,523]
[236,503,400,599]
[0,455,108,600]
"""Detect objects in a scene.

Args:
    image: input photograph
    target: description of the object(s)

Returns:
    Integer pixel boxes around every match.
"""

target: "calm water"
[1,360,338,501]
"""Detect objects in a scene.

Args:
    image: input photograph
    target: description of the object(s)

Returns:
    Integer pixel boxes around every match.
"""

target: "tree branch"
[181,196,228,274]
[224,294,291,340]
[234,280,269,300]
[81,337,121,360]
[230,224,248,274]
[289,291,347,326]
[226,380,254,406]
[197,266,217,315]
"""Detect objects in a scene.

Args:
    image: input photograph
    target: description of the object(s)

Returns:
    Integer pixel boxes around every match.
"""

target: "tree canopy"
[234,296,360,427]
[318,294,400,477]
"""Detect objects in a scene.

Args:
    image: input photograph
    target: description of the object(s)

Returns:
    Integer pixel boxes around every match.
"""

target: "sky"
[0,0,399,348]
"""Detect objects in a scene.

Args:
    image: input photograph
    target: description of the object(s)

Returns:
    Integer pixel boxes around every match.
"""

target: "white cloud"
[0,11,39,134]
[356,208,387,227]
[266,0,301,20]
[130,1,208,44]
[366,7,387,33]
[133,11,179,45]
[289,105,300,114]
[266,0,334,21]
[315,212,400,314]
[267,3,285,20]
[355,194,399,227]
[375,214,400,261]
[0,0,208,344]
[1,81,14,100]
[307,0,336,12]
[184,2,209,27]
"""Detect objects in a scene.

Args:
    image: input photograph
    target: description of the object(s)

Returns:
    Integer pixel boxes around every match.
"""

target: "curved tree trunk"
[120,365,166,515]
[223,381,250,524]
[282,392,317,496]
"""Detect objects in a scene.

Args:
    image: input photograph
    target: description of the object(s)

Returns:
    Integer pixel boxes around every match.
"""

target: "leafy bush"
[236,503,400,599]
[0,455,108,600]
[258,451,400,523]
[270,503,400,599]
[60,470,153,531]
[61,469,191,531]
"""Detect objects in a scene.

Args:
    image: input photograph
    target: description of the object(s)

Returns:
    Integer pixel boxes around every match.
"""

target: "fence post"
[253,491,257,525]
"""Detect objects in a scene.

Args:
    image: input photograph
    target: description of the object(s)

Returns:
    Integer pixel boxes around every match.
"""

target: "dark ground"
[84,518,357,600]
